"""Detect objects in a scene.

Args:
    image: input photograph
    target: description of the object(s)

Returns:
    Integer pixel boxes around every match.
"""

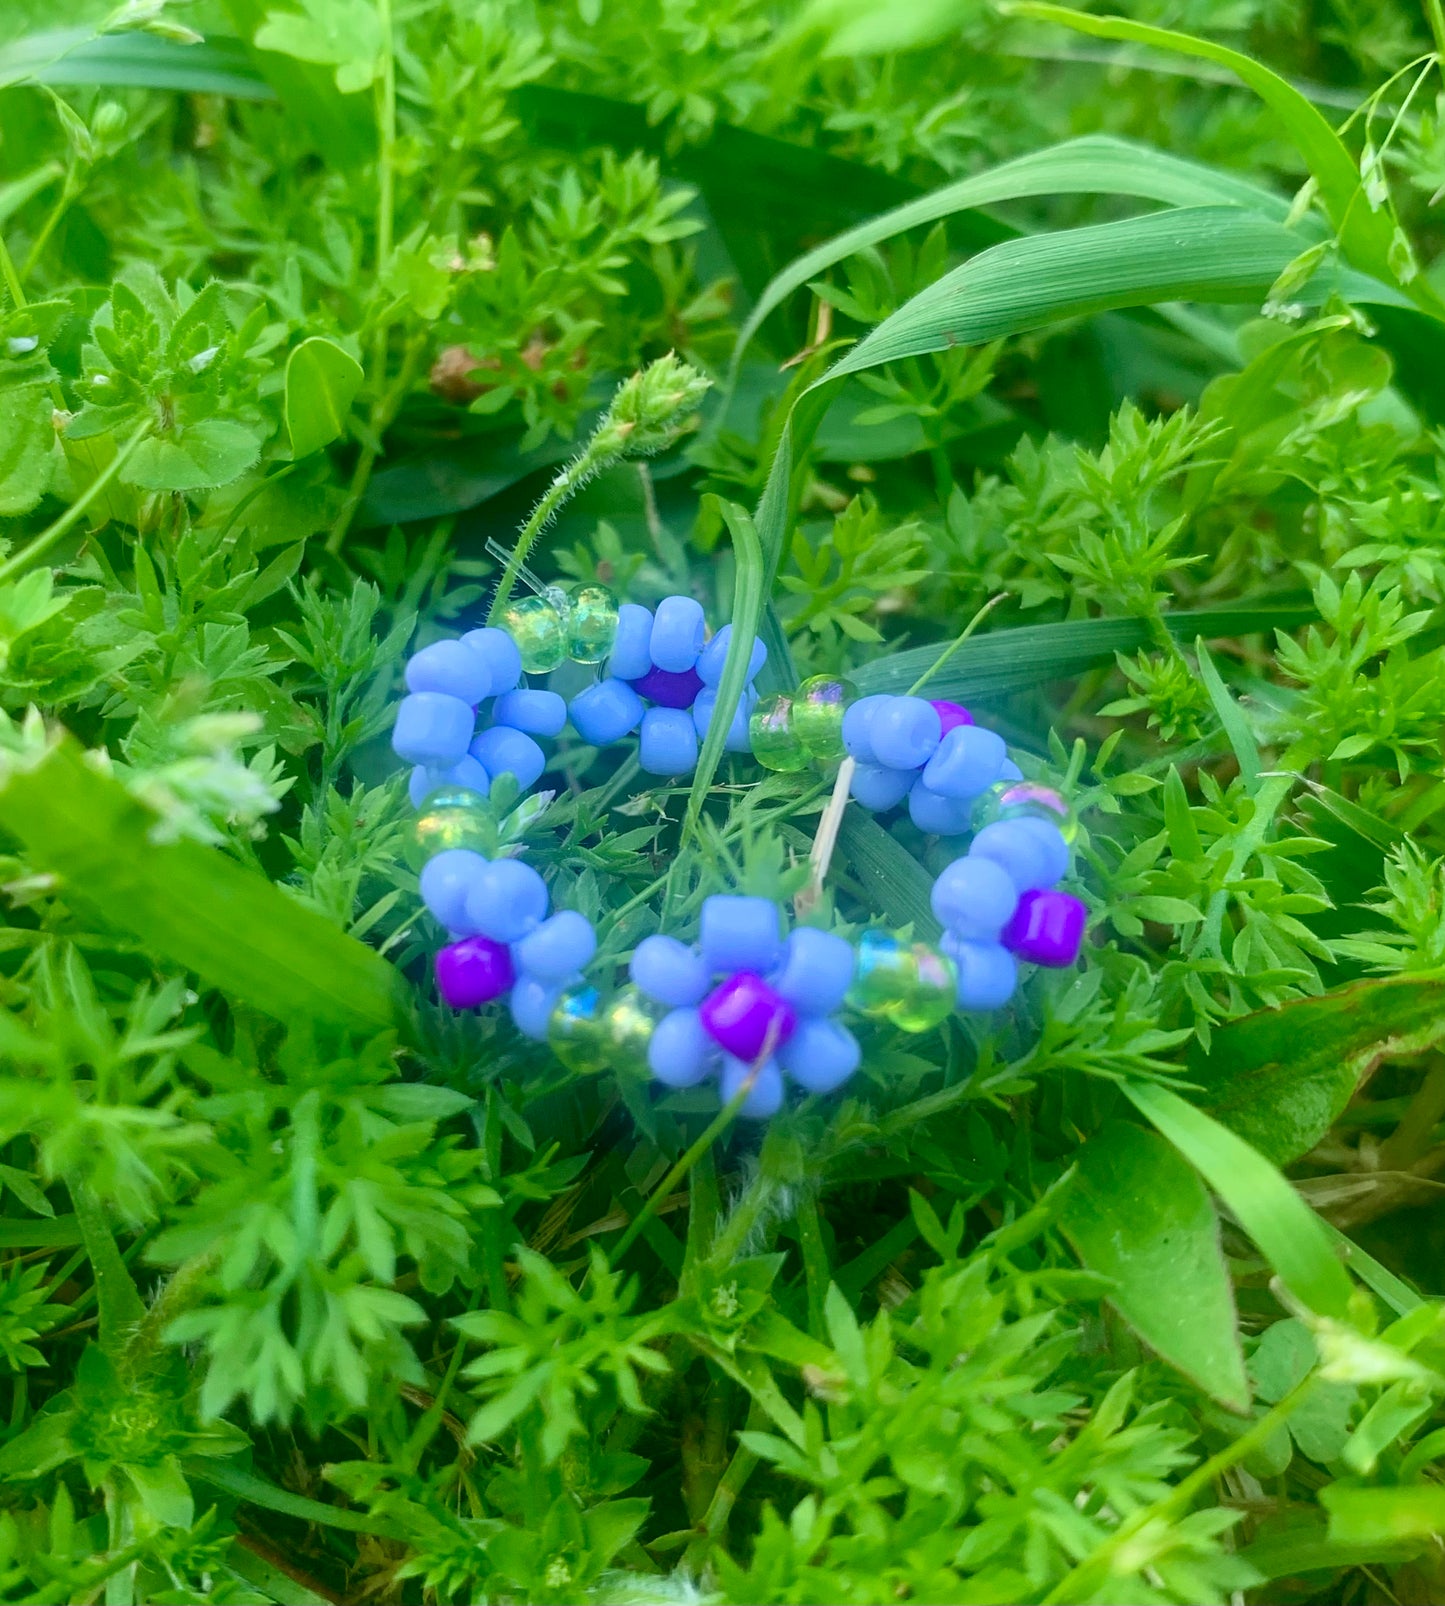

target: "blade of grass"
[1,28,274,98]
[1124,1080,1353,1318]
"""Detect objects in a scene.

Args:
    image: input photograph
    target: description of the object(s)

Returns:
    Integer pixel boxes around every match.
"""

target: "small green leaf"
[1192,975,1445,1165]
[1322,1484,1445,1546]
[125,1455,194,1529]
[1125,1081,1353,1318]
[128,419,263,491]
[1060,1120,1248,1409]
[285,336,364,458]
[0,391,55,517]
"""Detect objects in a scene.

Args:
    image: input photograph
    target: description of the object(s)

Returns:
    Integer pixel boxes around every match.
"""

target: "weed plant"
[1,0,1445,1601]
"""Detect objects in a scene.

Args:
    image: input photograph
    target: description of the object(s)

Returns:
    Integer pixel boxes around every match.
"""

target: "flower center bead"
[699,971,797,1061]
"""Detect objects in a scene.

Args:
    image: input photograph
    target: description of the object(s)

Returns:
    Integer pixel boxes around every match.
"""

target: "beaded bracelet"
[391,582,1085,1117]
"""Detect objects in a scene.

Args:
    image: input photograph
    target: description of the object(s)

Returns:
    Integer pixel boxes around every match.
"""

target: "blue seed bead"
[460,627,523,696]
[648,1007,715,1088]
[696,624,768,688]
[631,935,710,1007]
[869,697,943,771]
[609,603,655,680]
[693,686,756,753]
[842,694,892,764]
[406,640,492,705]
[1013,816,1071,885]
[772,927,855,1016]
[639,706,699,775]
[908,781,975,836]
[930,855,1018,939]
[778,1018,860,1094]
[970,818,1054,893]
[464,858,549,943]
[470,727,546,791]
[568,677,645,746]
[511,975,563,1041]
[720,1055,785,1119]
[409,754,490,809]
[849,762,915,812]
[921,725,1007,800]
[493,688,567,738]
[999,758,1024,782]
[700,894,785,975]
[419,848,489,932]
[393,692,475,766]
[944,936,1018,1010]
[650,595,706,673]
[515,910,596,982]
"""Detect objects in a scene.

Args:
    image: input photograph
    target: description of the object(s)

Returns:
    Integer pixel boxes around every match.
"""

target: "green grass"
[1,0,1445,1601]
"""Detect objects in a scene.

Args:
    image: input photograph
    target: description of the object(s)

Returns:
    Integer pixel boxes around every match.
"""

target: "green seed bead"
[603,984,660,1069]
[973,779,1077,844]
[500,594,568,675]
[547,984,611,1075]
[791,674,858,761]
[888,943,958,1033]
[566,583,619,664]
[847,928,917,1017]
[408,787,492,868]
[749,693,811,772]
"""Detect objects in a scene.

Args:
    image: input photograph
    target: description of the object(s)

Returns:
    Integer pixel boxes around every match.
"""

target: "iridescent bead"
[410,787,492,865]
[603,984,661,1068]
[547,983,611,1074]
[847,928,917,1017]
[566,584,619,664]
[499,594,567,675]
[748,693,810,772]
[888,943,958,1033]
[791,675,857,762]
[973,779,1077,845]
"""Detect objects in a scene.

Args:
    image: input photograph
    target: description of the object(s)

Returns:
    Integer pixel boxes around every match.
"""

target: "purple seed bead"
[460,627,523,696]
[569,678,645,746]
[945,937,1019,1010]
[650,595,706,673]
[493,688,567,738]
[849,762,915,812]
[1001,889,1087,967]
[510,975,563,1041]
[639,706,699,775]
[778,1017,860,1094]
[696,625,768,688]
[907,781,974,836]
[464,858,549,943]
[419,848,488,932]
[392,692,475,765]
[514,910,596,982]
[772,927,855,1016]
[609,603,655,681]
[931,699,974,736]
[406,640,492,705]
[629,664,704,709]
[699,895,785,974]
[921,725,1007,800]
[869,696,943,771]
[631,935,710,1007]
[841,694,892,764]
[435,935,514,1009]
[719,1055,785,1119]
[648,1007,716,1088]
[930,855,1019,940]
[970,818,1055,893]
[699,971,796,1061]
[469,726,546,791]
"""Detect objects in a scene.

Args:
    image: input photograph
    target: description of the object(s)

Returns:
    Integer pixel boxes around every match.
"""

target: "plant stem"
[487,431,625,623]
[1427,0,1445,58]
[21,164,81,282]
[0,419,151,584]
[906,591,1007,696]
[0,231,26,309]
